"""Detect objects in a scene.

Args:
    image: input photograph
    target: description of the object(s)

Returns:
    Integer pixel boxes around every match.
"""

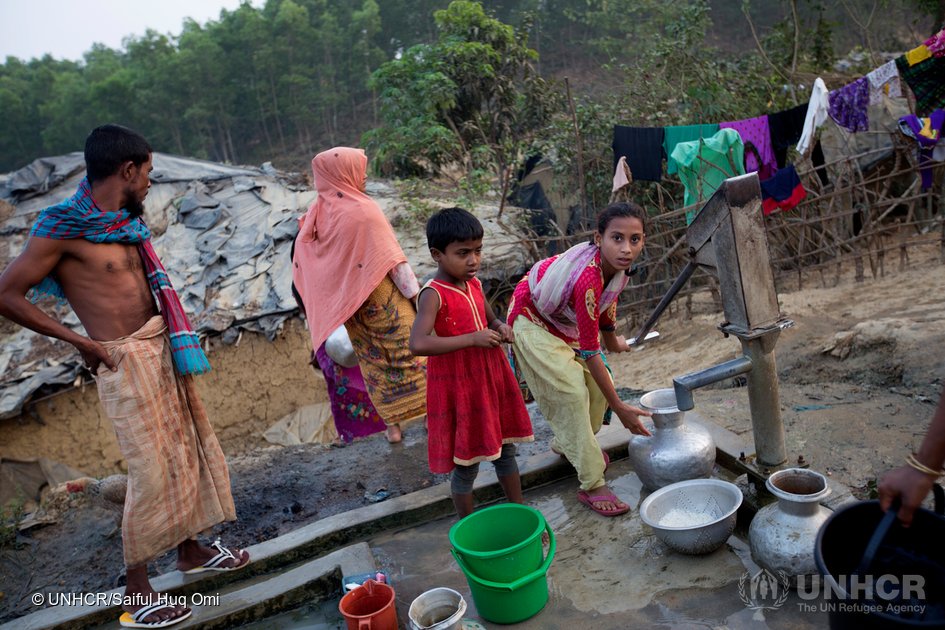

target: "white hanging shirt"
[797,78,830,155]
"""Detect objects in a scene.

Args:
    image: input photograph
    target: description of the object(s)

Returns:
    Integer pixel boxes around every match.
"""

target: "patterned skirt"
[314,344,387,442]
[345,276,427,425]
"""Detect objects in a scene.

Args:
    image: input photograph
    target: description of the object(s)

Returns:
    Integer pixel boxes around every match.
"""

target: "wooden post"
[941,211,945,263]
[564,78,587,220]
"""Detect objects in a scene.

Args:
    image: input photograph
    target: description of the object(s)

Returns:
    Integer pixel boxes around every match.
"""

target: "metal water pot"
[628,388,716,491]
[749,467,832,580]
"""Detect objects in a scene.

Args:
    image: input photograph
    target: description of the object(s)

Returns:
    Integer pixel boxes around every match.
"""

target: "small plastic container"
[342,571,389,592]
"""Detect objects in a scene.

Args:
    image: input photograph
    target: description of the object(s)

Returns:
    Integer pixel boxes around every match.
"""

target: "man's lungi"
[96,316,236,567]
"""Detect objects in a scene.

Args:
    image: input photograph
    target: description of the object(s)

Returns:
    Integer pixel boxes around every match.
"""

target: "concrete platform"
[359,457,830,629]
[6,421,841,629]
[7,543,376,630]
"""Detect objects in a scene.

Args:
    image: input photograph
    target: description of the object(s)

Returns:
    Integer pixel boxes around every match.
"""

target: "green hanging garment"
[671,128,745,224]
[663,123,720,174]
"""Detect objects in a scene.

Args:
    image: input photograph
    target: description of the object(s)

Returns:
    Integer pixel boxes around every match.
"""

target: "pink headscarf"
[292,147,408,351]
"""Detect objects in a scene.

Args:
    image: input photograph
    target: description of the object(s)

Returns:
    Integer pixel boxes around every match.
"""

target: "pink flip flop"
[577,490,630,517]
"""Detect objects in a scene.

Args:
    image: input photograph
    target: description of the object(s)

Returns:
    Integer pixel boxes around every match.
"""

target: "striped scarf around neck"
[28,178,210,375]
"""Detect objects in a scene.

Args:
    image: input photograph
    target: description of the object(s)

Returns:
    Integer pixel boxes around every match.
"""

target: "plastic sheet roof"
[0,153,530,420]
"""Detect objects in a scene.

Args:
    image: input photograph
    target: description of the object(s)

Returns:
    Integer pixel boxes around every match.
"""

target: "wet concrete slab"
[7,420,838,629]
[369,458,830,629]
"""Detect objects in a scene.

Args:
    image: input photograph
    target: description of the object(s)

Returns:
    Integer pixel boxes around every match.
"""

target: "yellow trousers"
[511,317,609,491]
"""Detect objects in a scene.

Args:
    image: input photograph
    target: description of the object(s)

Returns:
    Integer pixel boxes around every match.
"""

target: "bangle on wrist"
[906,453,945,478]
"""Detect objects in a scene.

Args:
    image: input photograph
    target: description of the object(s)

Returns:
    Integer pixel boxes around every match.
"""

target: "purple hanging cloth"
[828,77,870,132]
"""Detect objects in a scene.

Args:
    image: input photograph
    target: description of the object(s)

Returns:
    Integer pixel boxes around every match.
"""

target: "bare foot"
[176,539,250,572]
[385,423,402,443]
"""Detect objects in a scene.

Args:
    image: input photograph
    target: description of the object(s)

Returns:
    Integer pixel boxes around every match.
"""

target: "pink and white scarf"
[527,242,629,339]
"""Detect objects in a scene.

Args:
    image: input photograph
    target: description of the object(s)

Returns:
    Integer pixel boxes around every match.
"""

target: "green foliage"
[866,478,879,500]
[810,4,836,71]
[0,496,24,550]
[456,165,493,209]
[0,0,392,171]
[758,0,837,73]
[536,0,787,215]
[392,178,440,227]
[0,0,935,177]
[365,0,560,197]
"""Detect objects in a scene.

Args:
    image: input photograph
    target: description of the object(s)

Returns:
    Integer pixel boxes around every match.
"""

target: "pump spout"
[673,355,753,411]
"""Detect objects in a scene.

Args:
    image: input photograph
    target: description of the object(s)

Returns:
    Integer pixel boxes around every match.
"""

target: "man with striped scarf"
[0,125,248,629]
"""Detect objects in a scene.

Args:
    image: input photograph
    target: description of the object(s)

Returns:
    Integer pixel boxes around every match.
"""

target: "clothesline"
[611,26,945,218]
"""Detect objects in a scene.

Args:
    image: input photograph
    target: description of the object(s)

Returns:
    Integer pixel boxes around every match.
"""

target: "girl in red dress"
[409,207,534,518]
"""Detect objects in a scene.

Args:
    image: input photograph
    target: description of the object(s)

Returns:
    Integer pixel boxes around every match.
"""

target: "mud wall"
[0,319,327,477]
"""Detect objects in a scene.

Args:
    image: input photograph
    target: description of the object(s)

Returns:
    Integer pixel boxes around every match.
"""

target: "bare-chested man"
[0,125,249,629]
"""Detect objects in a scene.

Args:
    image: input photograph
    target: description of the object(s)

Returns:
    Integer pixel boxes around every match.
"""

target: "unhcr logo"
[738,570,928,615]
[738,569,790,611]
[795,574,927,615]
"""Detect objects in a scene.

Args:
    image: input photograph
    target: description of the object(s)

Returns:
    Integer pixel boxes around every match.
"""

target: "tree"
[365,0,559,207]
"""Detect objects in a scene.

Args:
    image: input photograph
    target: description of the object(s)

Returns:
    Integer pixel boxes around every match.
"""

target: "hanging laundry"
[767,102,830,187]
[671,128,745,224]
[612,156,632,192]
[905,44,932,66]
[898,110,945,190]
[829,77,870,132]
[925,29,945,57]
[760,165,806,216]
[797,78,830,155]
[719,115,778,179]
[896,54,945,116]
[663,123,720,175]
[768,103,807,168]
[612,126,664,182]
[866,60,902,104]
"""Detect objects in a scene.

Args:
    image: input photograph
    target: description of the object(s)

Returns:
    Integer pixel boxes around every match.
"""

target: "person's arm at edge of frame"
[0,236,116,372]
[408,287,501,356]
[878,383,945,526]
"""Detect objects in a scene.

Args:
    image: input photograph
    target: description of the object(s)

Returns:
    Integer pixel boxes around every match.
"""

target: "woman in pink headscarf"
[292,147,426,443]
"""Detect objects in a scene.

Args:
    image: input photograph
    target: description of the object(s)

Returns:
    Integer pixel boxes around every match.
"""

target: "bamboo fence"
[495,131,944,329]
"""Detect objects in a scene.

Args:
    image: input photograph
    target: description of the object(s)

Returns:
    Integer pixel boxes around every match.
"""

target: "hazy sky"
[0,0,257,62]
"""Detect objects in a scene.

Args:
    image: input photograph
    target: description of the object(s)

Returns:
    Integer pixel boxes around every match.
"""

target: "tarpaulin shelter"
[0,153,530,421]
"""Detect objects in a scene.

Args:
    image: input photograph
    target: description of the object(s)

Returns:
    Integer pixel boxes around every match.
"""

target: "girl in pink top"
[508,202,651,516]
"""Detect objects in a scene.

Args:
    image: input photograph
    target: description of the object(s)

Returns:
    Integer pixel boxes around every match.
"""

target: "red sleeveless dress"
[423,277,534,474]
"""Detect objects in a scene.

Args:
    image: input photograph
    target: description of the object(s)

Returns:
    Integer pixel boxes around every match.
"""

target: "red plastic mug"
[338,579,398,630]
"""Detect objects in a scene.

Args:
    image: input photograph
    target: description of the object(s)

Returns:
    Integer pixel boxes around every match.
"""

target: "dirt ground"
[1,244,943,624]
[0,320,322,477]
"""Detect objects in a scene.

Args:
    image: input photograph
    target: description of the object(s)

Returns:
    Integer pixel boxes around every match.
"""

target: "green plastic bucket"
[448,503,547,583]
[451,524,556,624]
